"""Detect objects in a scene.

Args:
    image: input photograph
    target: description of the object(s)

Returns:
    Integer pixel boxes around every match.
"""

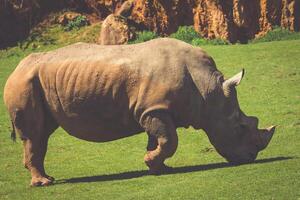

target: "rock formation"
[99,1,134,45]
[0,0,299,48]
[99,14,131,45]
[87,0,299,43]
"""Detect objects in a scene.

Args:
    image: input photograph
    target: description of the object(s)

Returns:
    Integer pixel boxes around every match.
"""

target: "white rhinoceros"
[3,38,275,186]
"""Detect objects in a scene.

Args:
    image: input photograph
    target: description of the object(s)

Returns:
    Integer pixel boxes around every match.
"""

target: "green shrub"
[170,26,200,43]
[129,31,158,44]
[129,26,230,45]
[64,15,89,31]
[191,38,208,46]
[206,38,229,45]
[251,27,300,43]
[191,38,229,46]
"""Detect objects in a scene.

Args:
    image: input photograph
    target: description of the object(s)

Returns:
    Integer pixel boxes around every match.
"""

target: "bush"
[251,27,300,43]
[206,38,229,45]
[129,31,158,44]
[64,15,89,31]
[129,26,230,45]
[191,38,208,46]
[170,26,200,43]
[191,38,229,46]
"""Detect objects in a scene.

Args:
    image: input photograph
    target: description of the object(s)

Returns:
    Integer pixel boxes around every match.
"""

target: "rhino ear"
[223,69,245,97]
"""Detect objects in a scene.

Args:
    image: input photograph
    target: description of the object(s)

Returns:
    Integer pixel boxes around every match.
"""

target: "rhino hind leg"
[9,81,58,186]
[142,111,178,175]
[20,110,58,186]
[23,135,52,186]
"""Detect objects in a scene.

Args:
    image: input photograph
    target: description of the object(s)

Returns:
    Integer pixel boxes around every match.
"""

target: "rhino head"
[203,69,276,164]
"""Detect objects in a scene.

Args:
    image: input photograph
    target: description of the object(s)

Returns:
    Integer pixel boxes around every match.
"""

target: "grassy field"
[0,35,299,199]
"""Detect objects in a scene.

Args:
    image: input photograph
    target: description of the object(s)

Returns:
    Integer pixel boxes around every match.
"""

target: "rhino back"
[8,38,211,141]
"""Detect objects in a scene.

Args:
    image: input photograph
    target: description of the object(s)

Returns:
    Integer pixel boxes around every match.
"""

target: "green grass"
[16,22,101,51]
[0,31,300,199]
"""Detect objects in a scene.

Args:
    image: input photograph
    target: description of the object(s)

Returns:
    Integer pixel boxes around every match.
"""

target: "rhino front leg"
[146,134,158,152]
[23,135,53,186]
[142,111,178,175]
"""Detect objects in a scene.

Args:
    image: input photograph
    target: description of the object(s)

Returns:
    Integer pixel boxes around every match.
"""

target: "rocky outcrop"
[89,0,299,43]
[0,0,32,48]
[193,0,299,42]
[99,1,134,45]
[99,14,131,45]
[0,0,299,48]
[193,1,231,41]
[0,0,65,48]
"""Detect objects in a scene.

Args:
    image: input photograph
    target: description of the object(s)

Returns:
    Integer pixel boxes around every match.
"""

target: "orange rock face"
[193,0,231,41]
[193,0,299,42]
[69,0,300,42]
[0,0,299,48]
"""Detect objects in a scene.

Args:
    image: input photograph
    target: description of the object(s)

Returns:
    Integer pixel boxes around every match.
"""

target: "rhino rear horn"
[258,125,276,151]
[223,69,245,97]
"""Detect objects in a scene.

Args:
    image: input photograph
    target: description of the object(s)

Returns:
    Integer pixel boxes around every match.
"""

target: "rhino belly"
[53,111,143,142]
[45,84,143,142]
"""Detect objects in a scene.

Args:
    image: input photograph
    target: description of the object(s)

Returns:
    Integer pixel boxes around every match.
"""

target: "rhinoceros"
[3,38,275,186]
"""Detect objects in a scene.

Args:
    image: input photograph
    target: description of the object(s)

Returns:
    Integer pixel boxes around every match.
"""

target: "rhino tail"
[10,120,16,142]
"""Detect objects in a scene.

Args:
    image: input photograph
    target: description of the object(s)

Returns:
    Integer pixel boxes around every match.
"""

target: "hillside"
[1,0,299,48]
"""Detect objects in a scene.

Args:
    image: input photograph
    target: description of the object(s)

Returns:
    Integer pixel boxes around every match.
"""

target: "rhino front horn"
[258,125,276,151]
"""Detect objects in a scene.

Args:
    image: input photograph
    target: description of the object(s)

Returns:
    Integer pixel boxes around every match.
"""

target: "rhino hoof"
[46,175,55,181]
[30,176,54,187]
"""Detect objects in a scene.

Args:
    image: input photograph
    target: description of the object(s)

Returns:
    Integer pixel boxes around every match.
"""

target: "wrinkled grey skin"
[3,38,275,186]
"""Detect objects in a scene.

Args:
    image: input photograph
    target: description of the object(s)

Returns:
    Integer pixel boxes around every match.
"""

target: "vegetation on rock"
[64,15,89,31]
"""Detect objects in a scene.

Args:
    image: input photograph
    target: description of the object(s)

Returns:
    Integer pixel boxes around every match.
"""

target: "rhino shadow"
[56,156,293,185]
